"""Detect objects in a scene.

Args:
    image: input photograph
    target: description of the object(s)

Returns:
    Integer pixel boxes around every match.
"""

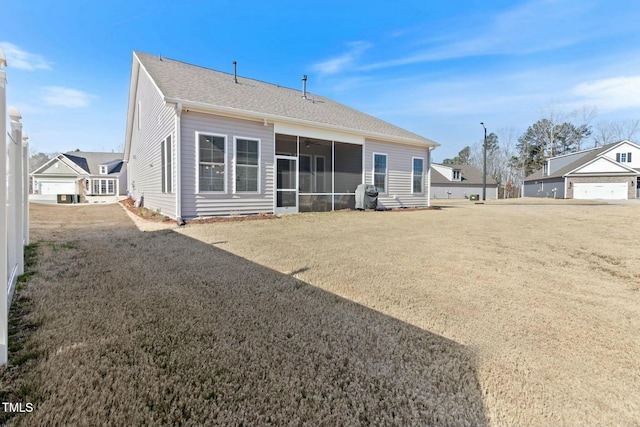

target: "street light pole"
[480,122,487,201]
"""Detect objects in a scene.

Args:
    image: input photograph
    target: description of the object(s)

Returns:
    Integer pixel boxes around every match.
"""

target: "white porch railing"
[1,48,30,367]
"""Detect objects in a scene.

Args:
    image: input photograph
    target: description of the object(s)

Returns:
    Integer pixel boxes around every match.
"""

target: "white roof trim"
[564,154,639,176]
[30,153,89,176]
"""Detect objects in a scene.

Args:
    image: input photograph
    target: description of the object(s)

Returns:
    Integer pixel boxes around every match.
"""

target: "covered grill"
[355,184,378,210]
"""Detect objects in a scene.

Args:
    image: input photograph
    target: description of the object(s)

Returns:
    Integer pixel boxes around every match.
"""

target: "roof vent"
[233,61,238,84]
[302,75,307,99]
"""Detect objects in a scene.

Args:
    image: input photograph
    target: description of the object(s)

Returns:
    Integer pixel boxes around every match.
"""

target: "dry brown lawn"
[2,200,640,426]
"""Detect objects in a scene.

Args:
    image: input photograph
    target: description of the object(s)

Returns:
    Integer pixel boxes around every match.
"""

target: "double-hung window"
[235,138,260,192]
[373,153,387,193]
[198,133,226,192]
[412,157,424,193]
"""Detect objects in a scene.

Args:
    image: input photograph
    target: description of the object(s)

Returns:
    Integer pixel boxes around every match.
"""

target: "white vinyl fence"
[1,48,30,367]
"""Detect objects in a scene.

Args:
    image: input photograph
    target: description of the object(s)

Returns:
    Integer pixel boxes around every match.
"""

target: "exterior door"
[275,156,298,214]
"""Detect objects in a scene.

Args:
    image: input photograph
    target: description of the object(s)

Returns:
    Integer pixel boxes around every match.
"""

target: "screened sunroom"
[274,134,363,214]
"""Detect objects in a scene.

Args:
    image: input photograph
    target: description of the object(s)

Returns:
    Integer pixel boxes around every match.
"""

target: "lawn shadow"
[15,205,488,426]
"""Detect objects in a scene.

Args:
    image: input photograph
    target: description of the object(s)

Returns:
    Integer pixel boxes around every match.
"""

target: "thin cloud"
[312,41,372,75]
[360,0,593,71]
[42,87,95,108]
[570,76,640,111]
[0,42,52,71]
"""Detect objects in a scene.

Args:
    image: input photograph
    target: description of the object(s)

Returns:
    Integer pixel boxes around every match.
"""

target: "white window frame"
[99,165,108,175]
[452,170,462,181]
[90,178,116,195]
[196,132,227,194]
[412,157,424,194]
[373,153,388,194]
[233,136,261,194]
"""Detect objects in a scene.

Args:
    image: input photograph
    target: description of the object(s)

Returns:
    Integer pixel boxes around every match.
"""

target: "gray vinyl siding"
[431,184,498,200]
[180,112,274,218]
[127,67,177,217]
[523,177,566,198]
[364,139,430,208]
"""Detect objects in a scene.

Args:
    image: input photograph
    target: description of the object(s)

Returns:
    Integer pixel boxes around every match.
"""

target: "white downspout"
[175,103,182,221]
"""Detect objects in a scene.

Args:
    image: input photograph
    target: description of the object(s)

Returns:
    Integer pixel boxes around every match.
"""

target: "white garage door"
[39,181,76,195]
[573,182,628,200]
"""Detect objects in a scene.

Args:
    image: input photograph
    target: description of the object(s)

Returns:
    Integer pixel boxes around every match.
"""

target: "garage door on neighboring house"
[573,182,627,200]
[39,181,76,195]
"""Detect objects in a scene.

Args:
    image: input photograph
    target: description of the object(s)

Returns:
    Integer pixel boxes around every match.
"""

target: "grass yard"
[2,200,639,425]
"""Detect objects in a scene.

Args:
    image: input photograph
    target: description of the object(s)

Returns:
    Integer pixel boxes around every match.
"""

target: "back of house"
[125,51,439,219]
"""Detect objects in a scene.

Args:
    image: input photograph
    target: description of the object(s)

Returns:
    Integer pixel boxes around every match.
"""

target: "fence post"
[9,107,24,282]
[0,48,8,366]
[23,133,29,246]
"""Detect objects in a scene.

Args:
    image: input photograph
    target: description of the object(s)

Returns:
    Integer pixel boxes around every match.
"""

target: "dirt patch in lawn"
[2,203,486,426]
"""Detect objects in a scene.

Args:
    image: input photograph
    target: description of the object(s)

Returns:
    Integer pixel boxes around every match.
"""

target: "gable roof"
[31,152,125,177]
[65,152,125,175]
[130,51,438,148]
[525,140,640,181]
[431,164,498,185]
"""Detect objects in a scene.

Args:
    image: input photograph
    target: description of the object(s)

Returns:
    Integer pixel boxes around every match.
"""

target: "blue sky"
[2,0,640,161]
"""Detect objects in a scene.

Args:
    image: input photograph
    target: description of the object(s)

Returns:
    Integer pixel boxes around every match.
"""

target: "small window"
[100,165,108,175]
[452,170,461,181]
[621,153,627,162]
[198,133,226,192]
[373,153,387,193]
[412,157,424,193]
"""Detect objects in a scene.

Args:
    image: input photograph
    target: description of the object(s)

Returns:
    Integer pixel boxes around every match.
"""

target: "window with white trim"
[452,170,461,181]
[91,178,116,195]
[373,153,387,193]
[412,157,424,193]
[235,138,260,192]
[198,133,226,192]
[100,165,108,175]
[161,135,173,193]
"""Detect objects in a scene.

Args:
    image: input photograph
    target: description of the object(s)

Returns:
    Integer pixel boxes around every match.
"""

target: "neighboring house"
[523,140,640,200]
[124,51,439,219]
[30,152,127,203]
[431,163,498,199]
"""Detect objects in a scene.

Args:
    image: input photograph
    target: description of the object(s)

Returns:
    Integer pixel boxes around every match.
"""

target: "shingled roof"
[524,143,620,181]
[133,51,437,147]
[64,152,125,176]
[431,164,497,185]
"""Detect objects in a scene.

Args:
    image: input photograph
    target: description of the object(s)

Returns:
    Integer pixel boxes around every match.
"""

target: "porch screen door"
[275,156,298,214]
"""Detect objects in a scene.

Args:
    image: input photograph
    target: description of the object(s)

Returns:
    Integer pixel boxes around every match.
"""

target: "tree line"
[442,108,639,198]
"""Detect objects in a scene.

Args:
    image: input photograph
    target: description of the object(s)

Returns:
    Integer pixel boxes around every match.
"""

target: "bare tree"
[594,119,640,146]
